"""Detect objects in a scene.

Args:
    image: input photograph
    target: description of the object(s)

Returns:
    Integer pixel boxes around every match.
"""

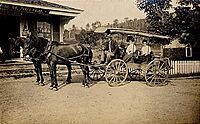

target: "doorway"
[0,15,20,59]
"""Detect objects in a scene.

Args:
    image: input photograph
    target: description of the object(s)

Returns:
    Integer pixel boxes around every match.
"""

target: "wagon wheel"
[89,66,105,81]
[145,59,169,87]
[128,68,144,81]
[105,59,128,87]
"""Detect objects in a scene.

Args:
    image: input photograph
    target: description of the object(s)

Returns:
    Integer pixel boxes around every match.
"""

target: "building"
[0,0,83,59]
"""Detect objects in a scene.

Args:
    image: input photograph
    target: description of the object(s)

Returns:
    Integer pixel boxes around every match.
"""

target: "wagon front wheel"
[105,59,128,87]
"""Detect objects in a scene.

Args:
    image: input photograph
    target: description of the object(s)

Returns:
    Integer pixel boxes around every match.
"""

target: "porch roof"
[0,0,83,17]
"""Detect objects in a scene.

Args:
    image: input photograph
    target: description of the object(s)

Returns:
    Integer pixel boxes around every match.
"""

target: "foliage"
[136,0,200,47]
[137,0,173,35]
[75,29,103,46]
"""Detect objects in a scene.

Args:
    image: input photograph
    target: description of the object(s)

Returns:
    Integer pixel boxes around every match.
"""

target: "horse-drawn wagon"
[14,27,172,90]
[89,28,172,87]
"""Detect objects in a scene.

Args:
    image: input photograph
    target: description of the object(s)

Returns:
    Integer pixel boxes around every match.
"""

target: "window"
[37,22,51,40]
[185,46,192,57]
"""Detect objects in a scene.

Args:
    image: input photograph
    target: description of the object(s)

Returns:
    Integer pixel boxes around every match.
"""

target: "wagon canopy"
[95,27,170,39]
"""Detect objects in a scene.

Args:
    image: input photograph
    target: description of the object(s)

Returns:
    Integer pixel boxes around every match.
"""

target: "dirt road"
[0,76,200,124]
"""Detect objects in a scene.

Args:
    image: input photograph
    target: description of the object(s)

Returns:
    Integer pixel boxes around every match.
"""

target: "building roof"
[0,0,83,17]
[164,39,186,48]
[1,0,83,12]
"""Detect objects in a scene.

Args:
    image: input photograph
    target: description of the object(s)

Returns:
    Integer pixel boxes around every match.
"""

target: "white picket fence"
[169,60,200,75]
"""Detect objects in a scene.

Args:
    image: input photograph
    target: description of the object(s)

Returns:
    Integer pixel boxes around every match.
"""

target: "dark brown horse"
[23,35,93,90]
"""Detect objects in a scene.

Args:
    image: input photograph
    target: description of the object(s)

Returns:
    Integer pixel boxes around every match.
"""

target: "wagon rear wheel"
[145,59,169,87]
[89,66,105,81]
[105,59,128,87]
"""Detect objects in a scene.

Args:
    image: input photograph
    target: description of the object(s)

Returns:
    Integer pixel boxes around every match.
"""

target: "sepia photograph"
[0,0,200,123]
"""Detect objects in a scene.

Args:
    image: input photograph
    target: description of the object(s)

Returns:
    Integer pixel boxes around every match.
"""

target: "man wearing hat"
[100,34,119,64]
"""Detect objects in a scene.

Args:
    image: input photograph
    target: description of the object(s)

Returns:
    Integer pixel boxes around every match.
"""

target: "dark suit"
[101,39,119,64]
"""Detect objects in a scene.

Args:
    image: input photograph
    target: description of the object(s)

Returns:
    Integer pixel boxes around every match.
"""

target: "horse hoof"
[34,82,39,85]
[53,87,58,91]
[85,86,90,88]
[65,80,71,84]
[85,85,90,88]
[40,83,45,86]
[39,80,44,84]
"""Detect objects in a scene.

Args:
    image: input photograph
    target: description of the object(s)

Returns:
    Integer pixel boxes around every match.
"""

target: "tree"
[136,0,200,46]
[113,19,119,28]
[174,1,200,46]
[91,21,102,31]
[85,23,91,31]
[137,0,172,35]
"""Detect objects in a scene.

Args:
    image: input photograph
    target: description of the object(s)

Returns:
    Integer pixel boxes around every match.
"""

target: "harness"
[44,41,91,62]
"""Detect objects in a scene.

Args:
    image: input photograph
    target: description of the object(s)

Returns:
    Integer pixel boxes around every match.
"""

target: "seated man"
[100,34,119,64]
[123,37,136,63]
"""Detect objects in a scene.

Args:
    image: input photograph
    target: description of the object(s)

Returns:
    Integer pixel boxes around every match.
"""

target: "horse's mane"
[29,35,49,49]
[63,38,80,45]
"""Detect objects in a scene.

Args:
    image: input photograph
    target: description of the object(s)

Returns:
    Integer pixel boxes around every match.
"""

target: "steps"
[0,59,81,79]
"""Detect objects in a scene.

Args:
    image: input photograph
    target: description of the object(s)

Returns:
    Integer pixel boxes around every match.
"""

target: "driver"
[100,34,119,64]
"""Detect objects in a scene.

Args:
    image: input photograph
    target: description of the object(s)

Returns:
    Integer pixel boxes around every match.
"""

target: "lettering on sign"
[0,4,49,15]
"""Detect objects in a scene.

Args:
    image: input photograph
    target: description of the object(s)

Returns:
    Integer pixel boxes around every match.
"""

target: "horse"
[23,35,93,90]
[12,36,47,86]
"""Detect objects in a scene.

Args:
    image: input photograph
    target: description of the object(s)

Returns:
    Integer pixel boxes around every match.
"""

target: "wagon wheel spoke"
[106,74,115,79]
[89,69,95,76]
[150,75,156,85]
[89,66,105,81]
[159,62,165,70]
[120,63,126,69]
[153,77,160,85]
[146,74,155,81]
[117,75,123,82]
[96,70,101,79]
[158,71,167,78]
[117,75,124,80]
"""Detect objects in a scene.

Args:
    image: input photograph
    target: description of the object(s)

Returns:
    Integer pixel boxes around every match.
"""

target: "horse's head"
[23,35,49,58]
[10,37,26,56]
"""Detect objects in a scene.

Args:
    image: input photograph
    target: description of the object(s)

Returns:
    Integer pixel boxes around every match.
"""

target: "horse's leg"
[66,62,72,84]
[47,62,54,88]
[80,65,89,88]
[51,62,58,90]
[33,61,40,85]
[85,65,90,87]
[80,65,86,87]
[37,61,44,86]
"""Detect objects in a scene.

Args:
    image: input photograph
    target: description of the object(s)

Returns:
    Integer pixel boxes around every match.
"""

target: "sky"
[45,0,146,29]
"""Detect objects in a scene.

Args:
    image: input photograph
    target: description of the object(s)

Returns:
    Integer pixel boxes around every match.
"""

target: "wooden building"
[0,0,83,59]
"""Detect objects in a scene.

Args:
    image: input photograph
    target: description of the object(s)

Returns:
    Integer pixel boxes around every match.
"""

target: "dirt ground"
[0,75,200,124]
